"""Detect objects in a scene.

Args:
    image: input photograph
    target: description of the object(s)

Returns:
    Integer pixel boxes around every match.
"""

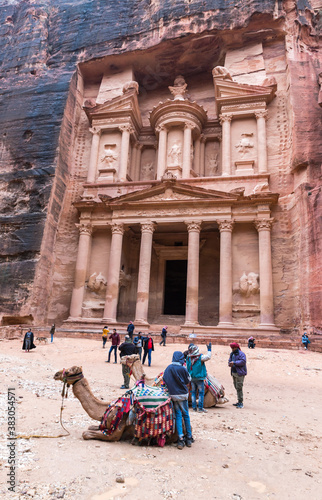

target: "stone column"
[193,136,201,175]
[87,127,101,183]
[199,135,206,177]
[255,110,268,174]
[156,125,167,180]
[254,218,275,326]
[103,223,124,322]
[182,124,193,178]
[220,114,233,176]
[218,220,234,326]
[184,221,201,326]
[135,222,156,324]
[135,143,143,181]
[130,142,137,180]
[69,223,93,318]
[118,125,132,182]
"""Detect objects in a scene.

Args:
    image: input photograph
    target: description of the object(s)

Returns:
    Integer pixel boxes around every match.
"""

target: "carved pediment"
[84,89,142,130]
[214,78,276,114]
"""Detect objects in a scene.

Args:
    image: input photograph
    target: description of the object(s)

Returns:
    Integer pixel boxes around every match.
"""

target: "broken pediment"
[83,87,142,130]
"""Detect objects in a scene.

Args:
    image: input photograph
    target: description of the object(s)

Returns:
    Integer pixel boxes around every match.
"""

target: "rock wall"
[0,0,321,330]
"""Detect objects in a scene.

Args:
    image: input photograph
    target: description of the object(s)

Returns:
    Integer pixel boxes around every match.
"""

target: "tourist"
[133,331,143,360]
[186,343,212,413]
[107,328,120,363]
[228,342,247,409]
[118,335,136,389]
[127,321,135,340]
[50,324,55,343]
[22,328,36,353]
[302,332,311,350]
[248,336,256,349]
[160,326,167,346]
[102,325,109,348]
[163,351,193,450]
[142,333,154,367]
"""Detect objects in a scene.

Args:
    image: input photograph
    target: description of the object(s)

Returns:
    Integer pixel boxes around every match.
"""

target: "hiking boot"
[120,385,128,389]
[177,438,185,450]
[236,403,244,409]
[185,436,194,447]
[198,408,208,413]
[232,403,239,406]
[192,407,197,412]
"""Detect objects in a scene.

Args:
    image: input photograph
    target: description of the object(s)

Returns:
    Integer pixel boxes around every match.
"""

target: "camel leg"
[82,415,128,442]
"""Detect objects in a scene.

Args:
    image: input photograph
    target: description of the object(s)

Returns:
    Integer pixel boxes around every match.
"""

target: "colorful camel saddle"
[204,374,225,400]
[132,383,174,441]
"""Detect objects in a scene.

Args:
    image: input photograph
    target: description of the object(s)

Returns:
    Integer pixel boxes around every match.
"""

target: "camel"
[124,354,229,408]
[54,364,176,444]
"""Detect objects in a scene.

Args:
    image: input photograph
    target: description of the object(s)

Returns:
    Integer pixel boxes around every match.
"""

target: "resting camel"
[54,364,177,444]
[125,354,228,407]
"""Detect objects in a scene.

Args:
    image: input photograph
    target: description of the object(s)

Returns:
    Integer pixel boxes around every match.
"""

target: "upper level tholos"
[82,65,276,186]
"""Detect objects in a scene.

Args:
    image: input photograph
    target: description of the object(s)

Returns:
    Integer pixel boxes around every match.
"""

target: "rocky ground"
[0,337,321,500]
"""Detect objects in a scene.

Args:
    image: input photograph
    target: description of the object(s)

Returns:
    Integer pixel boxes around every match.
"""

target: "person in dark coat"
[119,336,136,389]
[228,342,247,409]
[248,336,255,349]
[160,326,167,346]
[22,329,36,353]
[127,321,135,340]
[50,324,55,343]
[142,333,154,367]
[163,351,193,450]
[107,328,120,363]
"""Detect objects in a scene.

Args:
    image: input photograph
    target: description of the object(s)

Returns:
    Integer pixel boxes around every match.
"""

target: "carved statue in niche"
[168,142,182,166]
[233,272,260,304]
[101,145,118,166]
[141,162,154,180]
[168,75,187,100]
[87,272,107,296]
[235,133,254,157]
[207,153,219,175]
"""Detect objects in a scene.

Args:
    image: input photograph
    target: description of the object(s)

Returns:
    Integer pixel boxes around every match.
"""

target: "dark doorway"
[163,260,187,315]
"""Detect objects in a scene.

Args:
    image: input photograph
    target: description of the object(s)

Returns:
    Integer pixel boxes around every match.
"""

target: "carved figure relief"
[101,145,118,166]
[119,270,132,288]
[207,153,219,175]
[235,134,254,157]
[168,142,182,166]
[87,272,107,295]
[252,182,269,194]
[141,162,154,180]
[233,272,260,304]
[168,75,188,100]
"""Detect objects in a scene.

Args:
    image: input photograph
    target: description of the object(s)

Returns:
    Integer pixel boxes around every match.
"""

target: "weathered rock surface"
[0,1,321,331]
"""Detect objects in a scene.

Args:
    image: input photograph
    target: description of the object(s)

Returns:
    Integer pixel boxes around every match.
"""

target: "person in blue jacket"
[301,332,311,350]
[186,343,212,413]
[228,342,247,409]
[163,351,193,450]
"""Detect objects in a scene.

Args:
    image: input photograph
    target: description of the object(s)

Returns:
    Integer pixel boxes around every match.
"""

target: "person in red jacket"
[107,329,120,363]
[142,333,154,367]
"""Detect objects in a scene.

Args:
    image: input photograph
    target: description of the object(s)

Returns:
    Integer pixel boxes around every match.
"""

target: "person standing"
[127,321,135,340]
[22,328,36,353]
[160,326,167,346]
[302,332,311,350]
[107,328,120,363]
[118,335,137,389]
[228,342,247,409]
[102,325,109,348]
[163,351,194,450]
[142,333,154,367]
[133,332,143,360]
[50,324,55,343]
[186,343,212,413]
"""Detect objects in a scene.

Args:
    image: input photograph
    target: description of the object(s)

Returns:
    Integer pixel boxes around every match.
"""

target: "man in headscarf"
[163,351,193,450]
[186,342,212,413]
[118,335,136,389]
[228,342,247,408]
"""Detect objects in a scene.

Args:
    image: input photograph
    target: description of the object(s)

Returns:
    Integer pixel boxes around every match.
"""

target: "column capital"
[119,124,133,134]
[76,222,93,236]
[255,110,268,120]
[218,220,234,232]
[184,122,195,131]
[219,113,233,124]
[89,126,101,136]
[135,142,143,151]
[254,218,274,231]
[200,134,207,144]
[141,221,156,234]
[110,222,124,235]
[185,220,202,232]
[156,124,167,134]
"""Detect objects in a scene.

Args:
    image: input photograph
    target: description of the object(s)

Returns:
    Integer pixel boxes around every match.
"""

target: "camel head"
[54,366,84,385]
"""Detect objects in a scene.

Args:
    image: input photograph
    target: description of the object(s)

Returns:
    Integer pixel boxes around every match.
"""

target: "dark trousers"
[142,348,152,366]
[102,337,107,348]
[108,345,117,362]
[160,336,166,346]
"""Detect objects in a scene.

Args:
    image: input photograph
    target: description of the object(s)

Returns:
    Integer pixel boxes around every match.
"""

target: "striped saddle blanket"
[132,383,170,409]
[204,374,225,400]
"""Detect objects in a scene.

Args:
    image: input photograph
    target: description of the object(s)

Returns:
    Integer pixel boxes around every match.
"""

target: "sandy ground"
[1,337,322,500]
